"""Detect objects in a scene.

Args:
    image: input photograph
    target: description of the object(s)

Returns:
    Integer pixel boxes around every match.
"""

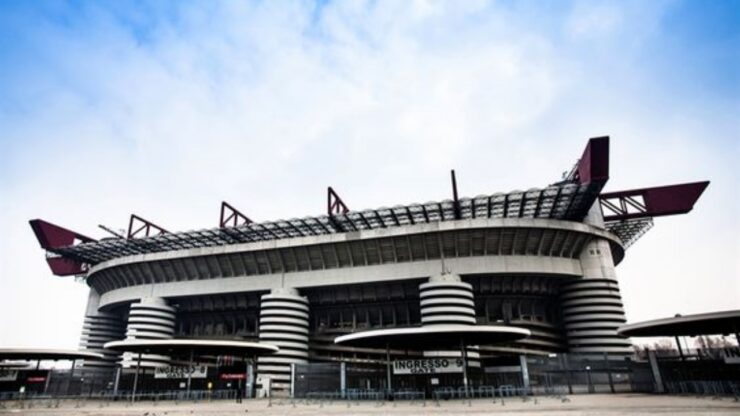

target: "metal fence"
[290,351,740,400]
[3,349,739,402]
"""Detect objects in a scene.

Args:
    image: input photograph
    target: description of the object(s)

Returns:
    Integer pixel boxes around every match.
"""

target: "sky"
[0,0,738,351]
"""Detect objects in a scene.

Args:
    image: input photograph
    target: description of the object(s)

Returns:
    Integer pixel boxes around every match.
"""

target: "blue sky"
[0,0,738,349]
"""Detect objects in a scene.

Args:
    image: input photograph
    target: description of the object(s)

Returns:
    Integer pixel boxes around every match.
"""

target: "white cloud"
[567,2,624,38]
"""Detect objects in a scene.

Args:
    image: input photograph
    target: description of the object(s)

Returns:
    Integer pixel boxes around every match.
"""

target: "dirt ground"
[1,394,739,415]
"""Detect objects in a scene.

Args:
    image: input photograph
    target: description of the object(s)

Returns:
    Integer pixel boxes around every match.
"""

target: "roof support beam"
[405,207,415,225]
[128,215,168,239]
[220,201,253,228]
[327,186,349,215]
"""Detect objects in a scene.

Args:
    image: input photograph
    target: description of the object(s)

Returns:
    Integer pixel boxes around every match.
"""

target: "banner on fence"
[393,358,463,375]
[154,365,208,379]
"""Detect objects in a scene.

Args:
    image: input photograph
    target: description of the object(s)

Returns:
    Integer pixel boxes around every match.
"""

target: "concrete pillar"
[112,367,121,395]
[519,355,530,393]
[560,203,632,355]
[648,350,664,393]
[340,362,346,399]
[257,288,309,395]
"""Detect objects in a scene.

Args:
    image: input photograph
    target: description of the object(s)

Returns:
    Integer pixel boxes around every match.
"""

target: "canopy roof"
[618,310,740,337]
[334,324,530,349]
[103,339,279,356]
[0,348,103,361]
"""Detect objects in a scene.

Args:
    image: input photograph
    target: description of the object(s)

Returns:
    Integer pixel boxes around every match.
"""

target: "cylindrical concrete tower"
[419,274,480,366]
[419,274,476,325]
[560,204,632,354]
[257,288,309,393]
[80,312,125,369]
[121,297,176,368]
[78,290,124,372]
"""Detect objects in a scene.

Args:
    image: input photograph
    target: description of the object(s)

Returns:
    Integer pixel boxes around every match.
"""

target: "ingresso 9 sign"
[154,365,208,379]
[393,358,463,375]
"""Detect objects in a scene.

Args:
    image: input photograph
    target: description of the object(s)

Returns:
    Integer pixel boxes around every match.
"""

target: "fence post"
[647,350,664,393]
[562,354,573,394]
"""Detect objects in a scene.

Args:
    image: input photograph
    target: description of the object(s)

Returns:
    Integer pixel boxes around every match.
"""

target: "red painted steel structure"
[127,215,168,239]
[327,186,349,216]
[29,219,96,276]
[29,219,95,249]
[219,201,253,228]
[569,136,610,188]
[599,181,710,222]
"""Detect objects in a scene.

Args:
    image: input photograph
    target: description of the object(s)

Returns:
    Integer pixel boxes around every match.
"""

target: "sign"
[0,370,18,382]
[26,377,46,383]
[220,373,246,380]
[154,365,208,379]
[393,358,463,375]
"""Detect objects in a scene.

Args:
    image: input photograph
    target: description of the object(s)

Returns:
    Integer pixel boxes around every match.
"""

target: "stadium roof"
[29,137,708,275]
[36,181,614,267]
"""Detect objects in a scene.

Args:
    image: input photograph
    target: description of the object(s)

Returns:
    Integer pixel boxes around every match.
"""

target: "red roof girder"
[600,181,710,222]
[29,219,95,249]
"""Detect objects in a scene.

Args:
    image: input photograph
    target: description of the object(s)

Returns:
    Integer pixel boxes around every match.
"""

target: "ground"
[1,394,739,415]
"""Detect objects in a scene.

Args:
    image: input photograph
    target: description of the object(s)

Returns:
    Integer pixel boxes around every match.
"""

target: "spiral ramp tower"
[560,278,631,354]
[78,312,125,371]
[560,213,633,355]
[121,297,176,368]
[419,274,481,366]
[257,288,309,393]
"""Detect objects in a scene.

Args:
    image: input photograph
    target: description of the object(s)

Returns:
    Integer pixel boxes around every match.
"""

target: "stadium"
[27,136,709,397]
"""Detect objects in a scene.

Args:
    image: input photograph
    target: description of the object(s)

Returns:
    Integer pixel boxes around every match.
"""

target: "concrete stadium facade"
[30,136,709,394]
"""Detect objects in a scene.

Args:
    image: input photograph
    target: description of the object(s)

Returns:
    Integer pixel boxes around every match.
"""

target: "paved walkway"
[1,394,739,415]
